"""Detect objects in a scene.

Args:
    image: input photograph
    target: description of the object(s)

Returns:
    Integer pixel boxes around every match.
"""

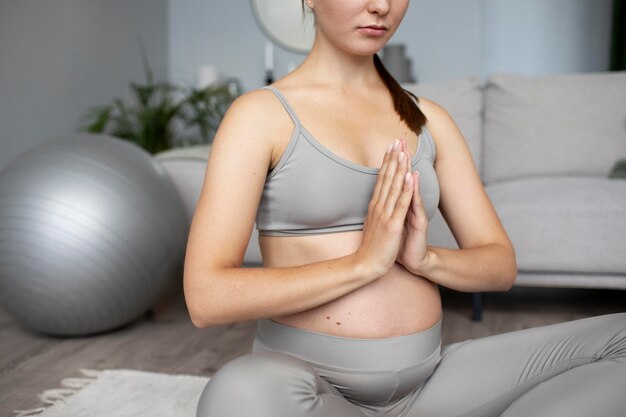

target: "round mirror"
[250,0,316,54]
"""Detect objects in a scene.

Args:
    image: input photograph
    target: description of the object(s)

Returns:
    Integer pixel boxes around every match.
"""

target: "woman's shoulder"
[219,87,293,141]
[413,96,460,145]
[227,87,282,119]
[413,96,451,124]
[214,86,297,170]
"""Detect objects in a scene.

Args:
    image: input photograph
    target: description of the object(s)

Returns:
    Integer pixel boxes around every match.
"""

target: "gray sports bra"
[255,86,440,236]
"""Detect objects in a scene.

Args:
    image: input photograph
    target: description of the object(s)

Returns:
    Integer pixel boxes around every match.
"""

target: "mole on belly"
[336,322,341,325]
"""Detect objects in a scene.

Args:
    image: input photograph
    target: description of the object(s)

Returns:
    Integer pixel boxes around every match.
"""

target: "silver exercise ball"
[0,134,187,336]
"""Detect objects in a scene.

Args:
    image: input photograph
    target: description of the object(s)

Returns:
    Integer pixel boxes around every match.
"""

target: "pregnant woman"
[184,1,626,415]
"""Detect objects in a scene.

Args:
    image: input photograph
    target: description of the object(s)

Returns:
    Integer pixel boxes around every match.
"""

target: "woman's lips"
[357,26,387,36]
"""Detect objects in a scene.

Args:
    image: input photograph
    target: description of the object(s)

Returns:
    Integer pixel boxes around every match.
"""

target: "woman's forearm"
[184,253,376,328]
[412,243,517,292]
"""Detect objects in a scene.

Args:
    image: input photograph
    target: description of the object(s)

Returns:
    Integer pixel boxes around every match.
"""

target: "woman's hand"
[355,138,414,279]
[396,139,430,275]
[396,173,430,275]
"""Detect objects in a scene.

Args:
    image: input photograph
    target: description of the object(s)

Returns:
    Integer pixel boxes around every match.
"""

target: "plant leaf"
[78,105,113,133]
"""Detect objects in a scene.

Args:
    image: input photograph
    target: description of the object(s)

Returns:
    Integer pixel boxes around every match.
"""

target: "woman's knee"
[556,312,626,361]
[196,352,320,417]
[596,312,626,358]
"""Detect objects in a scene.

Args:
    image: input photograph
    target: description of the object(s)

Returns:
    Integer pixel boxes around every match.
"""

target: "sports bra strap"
[262,86,301,128]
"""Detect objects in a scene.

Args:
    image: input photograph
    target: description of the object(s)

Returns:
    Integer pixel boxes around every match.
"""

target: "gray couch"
[156,71,626,319]
[404,71,626,318]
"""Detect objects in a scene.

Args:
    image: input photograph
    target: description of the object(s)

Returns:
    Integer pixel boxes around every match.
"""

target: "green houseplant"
[610,158,626,179]
[79,55,241,154]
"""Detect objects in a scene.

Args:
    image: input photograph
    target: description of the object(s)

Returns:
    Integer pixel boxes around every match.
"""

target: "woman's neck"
[299,37,382,89]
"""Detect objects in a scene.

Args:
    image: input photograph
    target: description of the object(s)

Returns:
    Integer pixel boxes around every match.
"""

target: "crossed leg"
[404,312,626,417]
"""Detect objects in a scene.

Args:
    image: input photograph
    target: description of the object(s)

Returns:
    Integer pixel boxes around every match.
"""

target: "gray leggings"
[196,312,626,416]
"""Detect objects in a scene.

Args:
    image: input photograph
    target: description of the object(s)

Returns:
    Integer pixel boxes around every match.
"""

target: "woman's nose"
[367,0,391,15]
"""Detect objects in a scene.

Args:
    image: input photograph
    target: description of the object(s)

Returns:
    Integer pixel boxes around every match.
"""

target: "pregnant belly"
[260,231,443,339]
[273,264,442,338]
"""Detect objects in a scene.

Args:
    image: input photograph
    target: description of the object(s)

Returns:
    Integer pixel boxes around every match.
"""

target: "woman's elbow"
[185,292,211,328]
[183,271,225,328]
[498,243,517,291]
[186,295,228,329]
[189,313,208,329]
[498,273,515,292]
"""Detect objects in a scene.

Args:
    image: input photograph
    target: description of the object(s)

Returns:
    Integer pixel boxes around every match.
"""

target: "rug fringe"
[11,408,46,417]
[12,368,103,417]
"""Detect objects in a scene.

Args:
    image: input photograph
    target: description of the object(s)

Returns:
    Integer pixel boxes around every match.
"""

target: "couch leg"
[472,292,483,322]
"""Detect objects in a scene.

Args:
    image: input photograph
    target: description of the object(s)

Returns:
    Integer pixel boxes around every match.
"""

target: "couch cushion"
[483,71,626,183]
[155,145,211,225]
[486,176,626,275]
[403,77,483,175]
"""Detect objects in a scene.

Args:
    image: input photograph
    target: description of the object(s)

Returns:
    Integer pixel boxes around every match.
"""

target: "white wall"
[397,0,483,83]
[168,0,612,91]
[167,1,308,90]
[482,0,613,77]
[0,0,168,172]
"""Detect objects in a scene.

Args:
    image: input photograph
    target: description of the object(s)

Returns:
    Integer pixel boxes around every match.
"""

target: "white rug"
[12,368,209,417]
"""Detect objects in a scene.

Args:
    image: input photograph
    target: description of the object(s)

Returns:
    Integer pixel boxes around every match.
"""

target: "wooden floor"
[1,284,624,415]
